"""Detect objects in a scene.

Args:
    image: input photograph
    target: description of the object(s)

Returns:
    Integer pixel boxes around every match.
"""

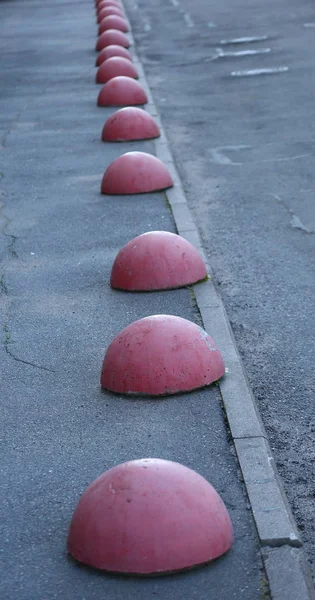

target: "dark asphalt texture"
[0,0,264,598]
[124,0,315,580]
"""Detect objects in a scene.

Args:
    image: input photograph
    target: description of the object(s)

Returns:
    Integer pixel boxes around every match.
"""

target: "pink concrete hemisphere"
[96,45,132,66]
[99,15,129,32]
[102,107,160,141]
[97,5,124,18]
[96,30,130,52]
[97,77,147,107]
[96,57,138,84]
[101,151,173,194]
[110,231,207,290]
[67,458,234,574]
[100,314,225,395]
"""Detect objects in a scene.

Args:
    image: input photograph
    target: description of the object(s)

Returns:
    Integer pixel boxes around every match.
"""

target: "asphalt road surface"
[0,0,264,598]
[125,0,315,579]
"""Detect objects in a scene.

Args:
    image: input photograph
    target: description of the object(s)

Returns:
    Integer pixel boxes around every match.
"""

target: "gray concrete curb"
[122,3,315,598]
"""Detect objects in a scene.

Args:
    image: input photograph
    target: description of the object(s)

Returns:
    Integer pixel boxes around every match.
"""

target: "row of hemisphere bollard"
[67,0,234,577]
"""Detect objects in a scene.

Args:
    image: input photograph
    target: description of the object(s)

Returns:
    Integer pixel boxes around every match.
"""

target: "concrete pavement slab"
[263,547,315,600]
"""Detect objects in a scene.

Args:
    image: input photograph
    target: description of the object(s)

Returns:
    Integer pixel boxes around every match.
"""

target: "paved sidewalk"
[1,0,265,598]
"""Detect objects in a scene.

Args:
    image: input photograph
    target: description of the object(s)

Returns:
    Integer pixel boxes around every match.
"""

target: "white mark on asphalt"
[183,12,194,27]
[210,148,307,166]
[271,193,313,233]
[208,48,224,61]
[210,145,251,165]
[169,0,194,28]
[219,48,271,57]
[231,66,289,77]
[303,22,315,28]
[271,193,283,203]
[143,17,151,32]
[207,47,271,61]
[220,35,269,45]
[211,149,233,165]
[258,154,309,164]
[291,215,312,233]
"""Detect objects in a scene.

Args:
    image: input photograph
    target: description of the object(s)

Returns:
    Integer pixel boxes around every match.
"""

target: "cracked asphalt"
[124,0,315,580]
[0,0,266,598]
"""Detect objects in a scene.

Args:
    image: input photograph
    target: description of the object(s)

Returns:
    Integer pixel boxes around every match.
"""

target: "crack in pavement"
[1,107,26,149]
[1,273,55,373]
[0,194,19,258]
[2,231,18,258]
[0,192,55,374]
[5,346,56,373]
